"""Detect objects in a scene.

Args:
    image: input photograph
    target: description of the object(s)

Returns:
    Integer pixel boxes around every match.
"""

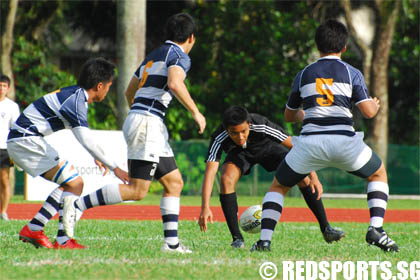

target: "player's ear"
[341,45,347,53]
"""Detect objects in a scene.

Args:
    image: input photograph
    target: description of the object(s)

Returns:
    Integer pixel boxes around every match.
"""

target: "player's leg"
[297,178,345,243]
[0,149,12,220]
[0,167,10,221]
[219,162,244,248]
[251,157,306,252]
[348,148,398,252]
[42,161,86,249]
[157,157,191,254]
[63,159,154,239]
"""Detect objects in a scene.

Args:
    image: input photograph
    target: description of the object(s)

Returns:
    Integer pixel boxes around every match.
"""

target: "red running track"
[7,204,420,223]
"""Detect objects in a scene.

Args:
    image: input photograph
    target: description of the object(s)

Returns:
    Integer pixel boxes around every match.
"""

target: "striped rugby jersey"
[286,56,370,136]
[8,86,88,139]
[205,113,288,162]
[130,40,191,119]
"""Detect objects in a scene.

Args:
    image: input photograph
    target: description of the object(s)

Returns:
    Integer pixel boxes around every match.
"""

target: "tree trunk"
[340,0,400,165]
[370,0,400,164]
[116,0,146,129]
[1,0,19,100]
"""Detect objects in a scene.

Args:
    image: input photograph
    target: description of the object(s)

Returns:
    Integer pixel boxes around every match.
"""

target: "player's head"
[315,19,348,54]
[223,106,251,147]
[0,74,11,99]
[78,57,115,102]
[165,13,197,51]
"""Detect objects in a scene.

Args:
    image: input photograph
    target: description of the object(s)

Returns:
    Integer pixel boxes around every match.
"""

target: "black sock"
[299,186,329,233]
[220,192,243,241]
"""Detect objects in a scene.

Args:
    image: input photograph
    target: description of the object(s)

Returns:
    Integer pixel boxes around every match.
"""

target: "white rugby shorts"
[122,112,174,163]
[7,136,60,177]
[285,132,373,174]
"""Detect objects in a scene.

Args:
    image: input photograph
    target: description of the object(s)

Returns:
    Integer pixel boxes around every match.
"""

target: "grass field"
[1,196,419,280]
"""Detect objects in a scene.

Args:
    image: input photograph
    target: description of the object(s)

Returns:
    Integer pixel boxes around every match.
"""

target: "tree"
[340,0,401,164]
[0,0,18,99]
[116,0,146,129]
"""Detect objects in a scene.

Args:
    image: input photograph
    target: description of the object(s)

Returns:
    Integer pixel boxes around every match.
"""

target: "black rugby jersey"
[205,113,288,162]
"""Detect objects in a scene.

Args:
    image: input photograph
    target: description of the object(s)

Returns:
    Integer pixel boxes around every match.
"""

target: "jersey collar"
[318,55,341,61]
[165,40,186,53]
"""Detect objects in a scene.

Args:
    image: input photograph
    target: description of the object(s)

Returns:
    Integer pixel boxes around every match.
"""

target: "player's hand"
[192,111,206,134]
[198,207,214,232]
[113,167,129,184]
[94,159,109,176]
[308,171,323,200]
[372,97,380,109]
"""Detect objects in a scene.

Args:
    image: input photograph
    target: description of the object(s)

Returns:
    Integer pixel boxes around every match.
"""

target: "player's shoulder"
[249,113,269,124]
[210,123,227,139]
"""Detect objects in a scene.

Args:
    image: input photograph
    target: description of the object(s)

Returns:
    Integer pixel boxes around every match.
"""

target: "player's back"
[290,56,369,136]
[129,41,191,119]
[8,86,88,139]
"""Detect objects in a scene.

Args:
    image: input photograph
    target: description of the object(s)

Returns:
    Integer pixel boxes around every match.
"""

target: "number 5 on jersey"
[316,78,334,106]
[138,60,154,89]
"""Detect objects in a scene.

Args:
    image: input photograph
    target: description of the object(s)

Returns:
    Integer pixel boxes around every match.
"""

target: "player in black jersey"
[198,106,344,248]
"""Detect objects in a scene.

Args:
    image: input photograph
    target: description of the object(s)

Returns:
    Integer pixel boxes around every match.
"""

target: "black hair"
[222,106,250,129]
[165,13,197,43]
[77,57,115,90]
[0,74,11,86]
[315,19,348,54]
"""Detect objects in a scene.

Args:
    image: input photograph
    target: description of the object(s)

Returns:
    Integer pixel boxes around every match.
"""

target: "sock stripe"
[96,189,106,205]
[261,218,277,230]
[263,201,283,212]
[45,195,60,209]
[162,214,179,223]
[29,218,44,227]
[369,207,386,218]
[164,230,178,238]
[84,196,93,209]
[367,191,388,201]
[39,208,53,220]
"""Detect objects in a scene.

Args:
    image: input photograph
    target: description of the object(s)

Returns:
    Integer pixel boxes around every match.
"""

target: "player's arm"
[125,76,140,106]
[280,136,293,150]
[167,66,206,134]
[71,126,129,183]
[198,161,219,232]
[284,107,305,123]
[357,97,380,119]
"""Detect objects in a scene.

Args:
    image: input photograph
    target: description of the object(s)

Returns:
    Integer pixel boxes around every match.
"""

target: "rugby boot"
[231,238,245,249]
[250,240,271,252]
[366,226,399,252]
[323,225,346,243]
[161,242,192,254]
[53,239,86,249]
[19,224,53,248]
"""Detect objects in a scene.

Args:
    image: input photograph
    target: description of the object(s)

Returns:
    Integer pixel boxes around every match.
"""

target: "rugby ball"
[239,205,262,234]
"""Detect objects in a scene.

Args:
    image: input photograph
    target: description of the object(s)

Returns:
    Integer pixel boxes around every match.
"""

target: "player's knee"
[368,163,387,182]
[221,174,236,192]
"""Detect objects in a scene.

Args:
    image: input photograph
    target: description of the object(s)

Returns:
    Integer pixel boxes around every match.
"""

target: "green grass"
[0,220,419,280]
[10,194,420,209]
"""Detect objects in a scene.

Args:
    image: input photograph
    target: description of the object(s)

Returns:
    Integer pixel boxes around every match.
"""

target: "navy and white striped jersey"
[8,86,88,139]
[205,114,289,162]
[286,56,370,136]
[130,40,191,119]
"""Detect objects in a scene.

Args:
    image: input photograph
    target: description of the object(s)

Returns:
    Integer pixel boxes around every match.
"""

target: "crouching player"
[198,106,345,249]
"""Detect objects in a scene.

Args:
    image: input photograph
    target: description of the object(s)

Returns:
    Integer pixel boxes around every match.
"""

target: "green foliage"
[12,36,76,109]
[185,1,316,138]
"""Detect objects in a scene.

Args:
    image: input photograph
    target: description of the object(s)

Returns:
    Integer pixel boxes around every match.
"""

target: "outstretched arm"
[72,127,129,183]
[168,66,206,134]
[198,161,220,232]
